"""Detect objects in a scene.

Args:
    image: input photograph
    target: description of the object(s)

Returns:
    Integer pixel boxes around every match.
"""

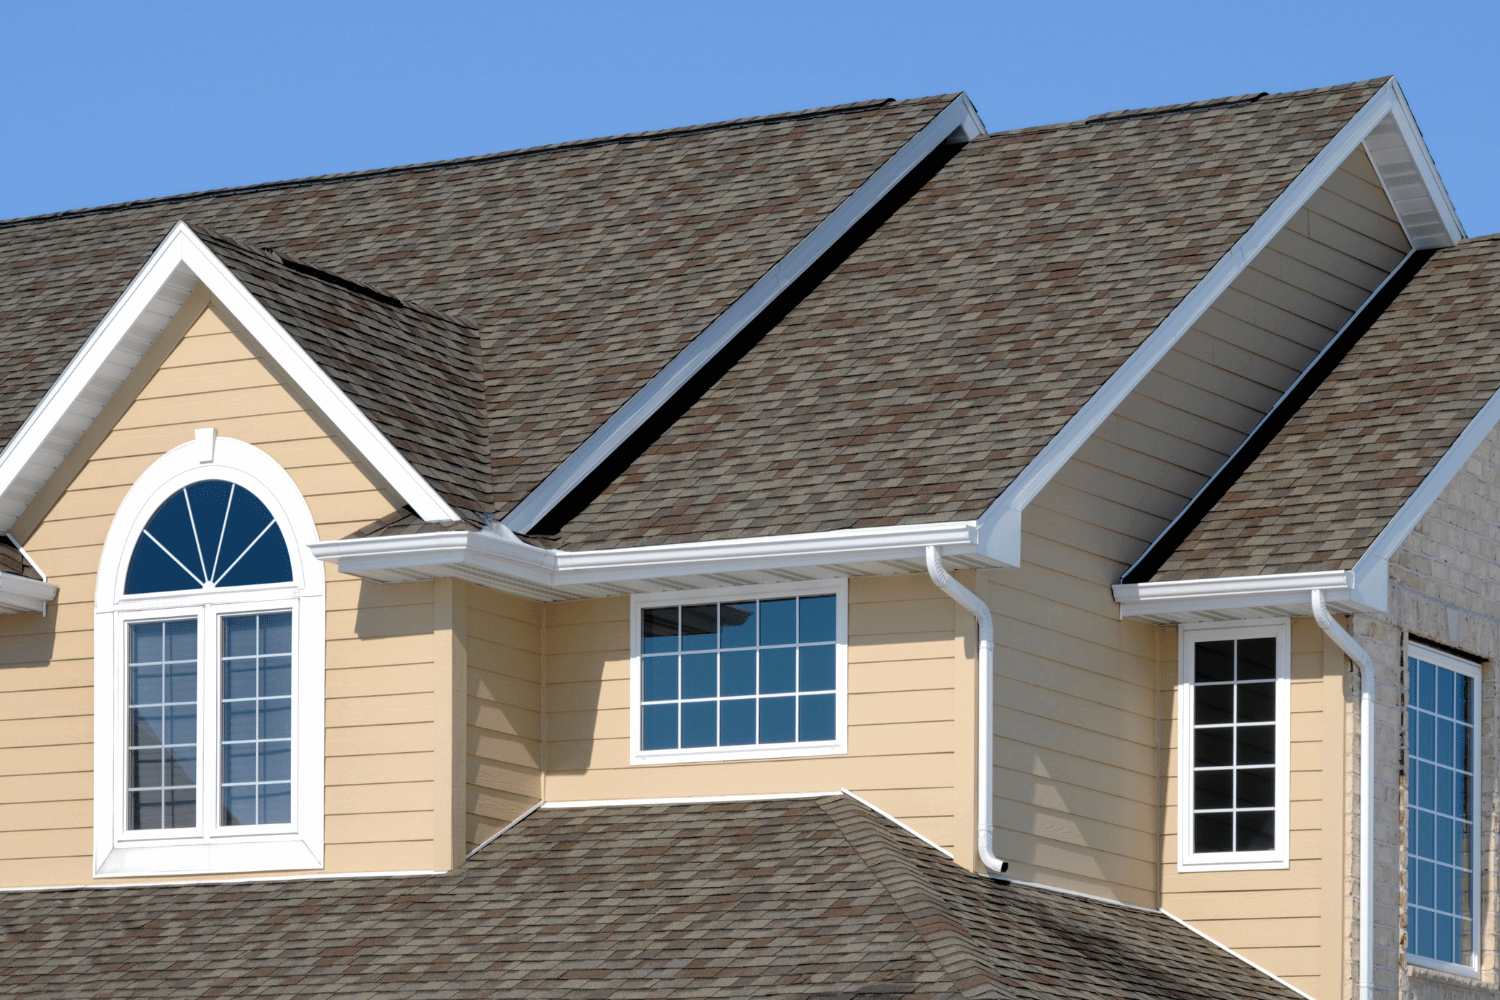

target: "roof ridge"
[0,95,934,230]
[818,796,999,997]
[984,76,1392,140]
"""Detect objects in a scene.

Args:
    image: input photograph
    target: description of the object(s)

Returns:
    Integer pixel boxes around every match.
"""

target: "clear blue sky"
[4,1,1496,234]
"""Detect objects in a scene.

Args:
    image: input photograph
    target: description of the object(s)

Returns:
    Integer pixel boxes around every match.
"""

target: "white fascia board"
[0,222,460,535]
[974,79,1458,565]
[501,95,986,535]
[1112,569,1382,623]
[310,519,983,594]
[0,572,58,615]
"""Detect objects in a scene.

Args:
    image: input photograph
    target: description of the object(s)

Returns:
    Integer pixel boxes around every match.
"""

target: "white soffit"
[0,222,460,537]
[310,520,995,602]
[975,77,1463,565]
[1112,571,1380,625]
[500,95,986,536]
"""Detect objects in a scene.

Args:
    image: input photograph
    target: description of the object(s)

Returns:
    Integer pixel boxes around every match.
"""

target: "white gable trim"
[0,222,460,538]
[500,95,986,535]
[974,78,1463,565]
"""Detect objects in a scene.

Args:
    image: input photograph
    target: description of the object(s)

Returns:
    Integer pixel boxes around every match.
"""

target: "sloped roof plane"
[0,95,960,530]
[0,795,1310,999]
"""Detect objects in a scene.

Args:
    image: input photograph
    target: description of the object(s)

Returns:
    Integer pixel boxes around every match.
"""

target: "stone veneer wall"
[1375,425,1500,1000]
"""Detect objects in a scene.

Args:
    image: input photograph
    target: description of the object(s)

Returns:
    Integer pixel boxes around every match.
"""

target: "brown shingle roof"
[0,96,953,516]
[1152,234,1500,580]
[0,796,1304,999]
[547,80,1388,548]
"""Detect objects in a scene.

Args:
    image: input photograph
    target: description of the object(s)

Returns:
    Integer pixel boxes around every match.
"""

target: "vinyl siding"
[1160,617,1352,1000]
[539,573,976,859]
[0,299,440,886]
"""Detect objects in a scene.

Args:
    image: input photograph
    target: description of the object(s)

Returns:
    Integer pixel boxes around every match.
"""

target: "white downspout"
[1312,588,1374,1000]
[925,546,1009,875]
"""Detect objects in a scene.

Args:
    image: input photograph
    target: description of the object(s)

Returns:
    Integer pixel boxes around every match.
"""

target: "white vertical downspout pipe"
[926,546,1009,875]
[1313,589,1374,1000]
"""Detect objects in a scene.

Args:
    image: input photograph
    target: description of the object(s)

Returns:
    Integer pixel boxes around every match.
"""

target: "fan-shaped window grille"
[124,480,293,595]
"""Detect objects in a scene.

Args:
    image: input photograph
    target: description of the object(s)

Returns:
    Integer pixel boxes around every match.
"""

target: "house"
[0,75,1491,998]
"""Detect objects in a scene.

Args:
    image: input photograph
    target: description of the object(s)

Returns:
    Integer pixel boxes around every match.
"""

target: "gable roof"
[0,795,1305,999]
[1147,234,1500,582]
[0,95,955,524]
[543,80,1390,548]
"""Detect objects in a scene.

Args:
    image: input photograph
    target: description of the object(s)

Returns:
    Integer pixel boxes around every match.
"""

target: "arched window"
[94,435,324,877]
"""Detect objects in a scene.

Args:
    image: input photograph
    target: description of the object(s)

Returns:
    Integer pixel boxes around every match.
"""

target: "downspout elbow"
[1312,589,1373,1000]
[925,546,1008,875]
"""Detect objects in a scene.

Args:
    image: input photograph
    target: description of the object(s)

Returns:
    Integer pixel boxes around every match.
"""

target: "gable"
[0,300,454,886]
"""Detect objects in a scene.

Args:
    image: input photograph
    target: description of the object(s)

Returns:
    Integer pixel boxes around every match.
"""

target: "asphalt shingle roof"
[0,796,1306,999]
[548,80,1388,548]
[0,96,953,519]
[1152,234,1500,580]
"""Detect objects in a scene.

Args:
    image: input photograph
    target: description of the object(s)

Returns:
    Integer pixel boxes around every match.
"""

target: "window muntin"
[1191,637,1277,854]
[631,582,847,764]
[1178,619,1290,871]
[126,620,198,830]
[125,479,292,594]
[1407,645,1481,971]
[221,612,293,826]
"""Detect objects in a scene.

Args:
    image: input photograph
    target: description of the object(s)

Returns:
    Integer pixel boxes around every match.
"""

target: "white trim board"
[974,78,1462,567]
[0,221,461,538]
[309,518,997,601]
[500,95,985,535]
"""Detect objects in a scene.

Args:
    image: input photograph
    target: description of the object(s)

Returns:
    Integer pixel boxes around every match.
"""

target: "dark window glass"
[124,481,293,594]
[127,620,198,831]
[1191,634,1279,855]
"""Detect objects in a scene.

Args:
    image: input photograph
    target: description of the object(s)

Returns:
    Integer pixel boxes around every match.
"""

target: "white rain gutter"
[1312,589,1373,1000]
[925,545,1008,875]
[0,531,57,617]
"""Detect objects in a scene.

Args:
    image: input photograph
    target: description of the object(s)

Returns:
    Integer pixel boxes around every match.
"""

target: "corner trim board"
[500,94,986,535]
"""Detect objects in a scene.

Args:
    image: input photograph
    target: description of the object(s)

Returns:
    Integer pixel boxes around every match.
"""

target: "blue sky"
[3,1,1496,234]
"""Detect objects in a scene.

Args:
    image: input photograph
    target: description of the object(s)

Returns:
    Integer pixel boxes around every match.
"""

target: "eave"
[0,572,57,616]
[1113,568,1383,625]
[310,521,1000,601]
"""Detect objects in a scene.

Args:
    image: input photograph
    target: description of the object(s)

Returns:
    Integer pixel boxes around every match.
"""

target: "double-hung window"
[94,436,324,877]
[1406,643,1481,972]
[1178,619,1291,871]
[630,580,847,764]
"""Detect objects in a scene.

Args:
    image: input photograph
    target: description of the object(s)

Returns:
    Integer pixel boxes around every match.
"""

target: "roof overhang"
[1113,567,1385,625]
[310,520,1003,601]
[0,222,460,542]
[975,77,1463,561]
[0,572,57,616]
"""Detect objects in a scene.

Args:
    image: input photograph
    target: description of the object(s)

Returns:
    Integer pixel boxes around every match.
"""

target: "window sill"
[1408,956,1487,986]
[95,834,322,878]
[1177,854,1290,873]
[632,740,847,766]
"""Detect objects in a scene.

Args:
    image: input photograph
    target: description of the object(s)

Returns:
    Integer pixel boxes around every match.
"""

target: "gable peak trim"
[0,221,460,537]
[974,77,1461,566]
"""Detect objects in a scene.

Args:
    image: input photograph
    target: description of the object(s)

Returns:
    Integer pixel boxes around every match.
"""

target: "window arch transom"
[124,480,293,595]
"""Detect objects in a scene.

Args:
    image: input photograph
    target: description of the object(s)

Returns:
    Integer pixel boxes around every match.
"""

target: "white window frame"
[1405,640,1483,976]
[1177,617,1292,872]
[629,578,848,765]
[93,434,325,877]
